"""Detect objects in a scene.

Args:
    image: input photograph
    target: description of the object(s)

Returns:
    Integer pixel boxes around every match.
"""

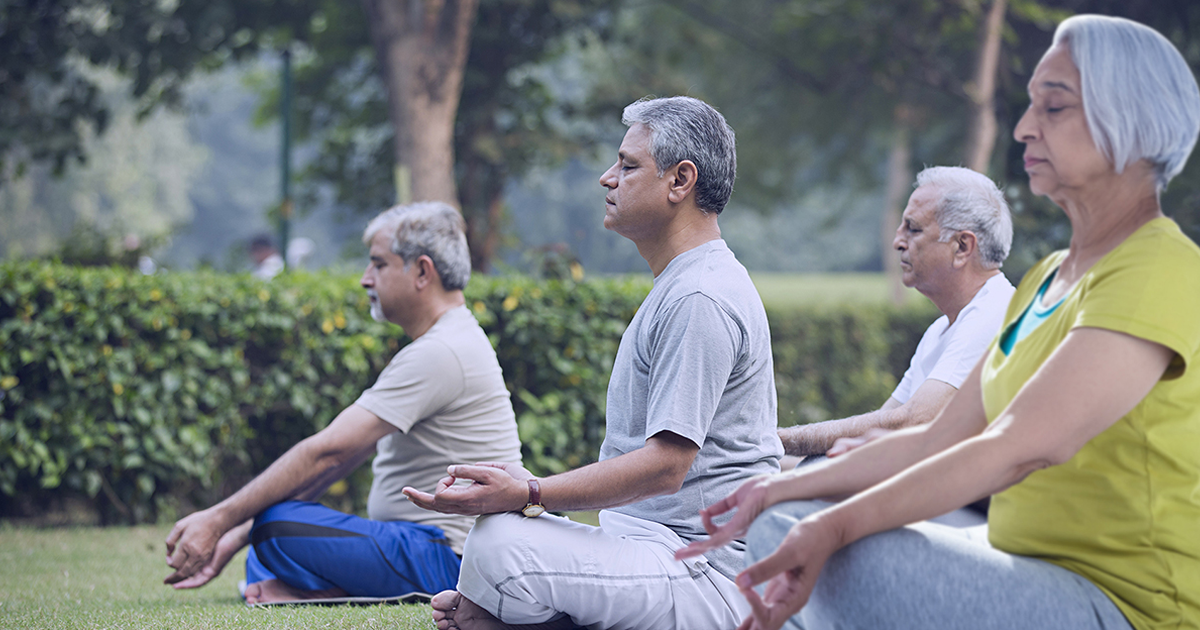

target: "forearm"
[824,430,1045,545]
[208,437,352,529]
[780,411,907,457]
[539,449,688,512]
[768,422,938,504]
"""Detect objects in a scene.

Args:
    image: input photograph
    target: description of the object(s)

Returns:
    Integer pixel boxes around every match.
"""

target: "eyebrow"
[1034,80,1076,94]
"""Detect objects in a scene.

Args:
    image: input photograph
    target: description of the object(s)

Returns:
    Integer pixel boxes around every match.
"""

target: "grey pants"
[746,500,1133,630]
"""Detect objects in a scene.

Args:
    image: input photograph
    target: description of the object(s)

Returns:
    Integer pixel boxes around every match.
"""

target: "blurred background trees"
[3,0,1200,283]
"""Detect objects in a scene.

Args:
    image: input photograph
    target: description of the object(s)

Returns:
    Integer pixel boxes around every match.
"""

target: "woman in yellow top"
[679,14,1200,630]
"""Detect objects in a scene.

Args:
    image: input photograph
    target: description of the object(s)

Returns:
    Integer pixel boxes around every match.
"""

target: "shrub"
[1,262,934,523]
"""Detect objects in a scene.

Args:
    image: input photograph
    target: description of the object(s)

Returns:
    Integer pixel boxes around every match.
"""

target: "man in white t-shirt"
[780,166,1016,459]
[161,202,521,603]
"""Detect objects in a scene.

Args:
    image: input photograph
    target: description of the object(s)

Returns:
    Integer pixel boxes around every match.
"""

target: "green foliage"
[771,303,939,427]
[0,263,395,523]
[1,263,935,523]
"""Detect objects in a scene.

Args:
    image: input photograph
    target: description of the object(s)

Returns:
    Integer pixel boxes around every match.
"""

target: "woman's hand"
[735,515,841,630]
[675,473,779,560]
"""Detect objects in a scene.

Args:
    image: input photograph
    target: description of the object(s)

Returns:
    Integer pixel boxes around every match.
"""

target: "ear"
[951,231,979,269]
[666,160,699,204]
[413,255,438,290]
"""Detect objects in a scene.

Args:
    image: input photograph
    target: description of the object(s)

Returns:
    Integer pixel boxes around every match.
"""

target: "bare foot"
[430,590,577,630]
[431,590,509,630]
[243,578,347,604]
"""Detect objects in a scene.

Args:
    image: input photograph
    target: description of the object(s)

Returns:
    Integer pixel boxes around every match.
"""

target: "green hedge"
[0,262,936,523]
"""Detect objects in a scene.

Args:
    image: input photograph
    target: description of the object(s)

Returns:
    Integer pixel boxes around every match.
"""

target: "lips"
[1024,155,1047,170]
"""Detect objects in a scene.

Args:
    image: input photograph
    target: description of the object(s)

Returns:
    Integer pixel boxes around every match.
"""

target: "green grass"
[750,272,925,310]
[0,525,435,629]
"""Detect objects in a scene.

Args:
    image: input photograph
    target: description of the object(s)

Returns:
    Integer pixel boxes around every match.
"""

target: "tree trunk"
[360,0,479,206]
[883,104,914,306]
[963,0,1007,174]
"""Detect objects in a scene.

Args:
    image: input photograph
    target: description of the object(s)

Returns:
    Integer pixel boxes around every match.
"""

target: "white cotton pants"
[457,510,749,629]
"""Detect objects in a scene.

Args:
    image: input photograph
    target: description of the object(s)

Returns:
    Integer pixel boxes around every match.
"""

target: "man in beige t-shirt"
[161,202,521,603]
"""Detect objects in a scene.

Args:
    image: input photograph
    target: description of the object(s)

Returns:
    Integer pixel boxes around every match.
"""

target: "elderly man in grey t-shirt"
[406,96,783,630]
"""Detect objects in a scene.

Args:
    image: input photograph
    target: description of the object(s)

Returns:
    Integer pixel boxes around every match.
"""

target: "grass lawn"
[0,525,435,629]
[750,272,924,310]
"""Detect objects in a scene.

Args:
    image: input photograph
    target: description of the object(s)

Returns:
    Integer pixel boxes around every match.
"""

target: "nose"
[360,266,374,288]
[893,224,906,251]
[1013,105,1037,143]
[599,162,618,190]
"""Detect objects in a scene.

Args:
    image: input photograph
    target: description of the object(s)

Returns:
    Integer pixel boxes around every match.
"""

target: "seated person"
[162,202,521,603]
[781,166,1014,460]
[405,96,784,630]
[680,15,1200,630]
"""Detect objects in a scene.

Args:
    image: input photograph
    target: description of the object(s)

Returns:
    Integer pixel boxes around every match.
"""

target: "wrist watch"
[521,478,545,517]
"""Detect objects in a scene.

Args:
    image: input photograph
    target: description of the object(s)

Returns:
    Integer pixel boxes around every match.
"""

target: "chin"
[369,303,386,323]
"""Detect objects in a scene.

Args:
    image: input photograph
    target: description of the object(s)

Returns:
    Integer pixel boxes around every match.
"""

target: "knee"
[746,500,831,564]
[460,513,527,580]
[253,500,307,526]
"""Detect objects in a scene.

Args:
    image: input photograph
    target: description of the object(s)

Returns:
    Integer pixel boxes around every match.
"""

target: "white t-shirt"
[891,273,1015,403]
[355,305,521,554]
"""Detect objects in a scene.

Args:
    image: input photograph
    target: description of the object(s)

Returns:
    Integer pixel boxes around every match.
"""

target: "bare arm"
[164,404,392,586]
[778,379,957,456]
[403,430,700,515]
[735,328,1174,629]
[678,356,988,560]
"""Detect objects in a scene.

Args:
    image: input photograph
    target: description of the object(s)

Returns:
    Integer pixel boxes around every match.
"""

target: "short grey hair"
[622,96,737,214]
[362,201,471,290]
[1053,15,1200,191]
[915,166,1013,270]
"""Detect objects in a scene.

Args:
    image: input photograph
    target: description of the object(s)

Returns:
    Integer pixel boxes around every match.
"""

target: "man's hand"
[164,509,230,585]
[826,427,895,458]
[167,520,250,589]
[734,516,839,630]
[675,473,776,561]
[403,462,532,516]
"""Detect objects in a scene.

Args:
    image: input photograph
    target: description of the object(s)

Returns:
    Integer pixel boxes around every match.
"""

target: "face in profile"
[1014,44,1112,199]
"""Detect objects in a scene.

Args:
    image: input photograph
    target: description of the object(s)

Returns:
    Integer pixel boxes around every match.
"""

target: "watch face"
[522,504,545,518]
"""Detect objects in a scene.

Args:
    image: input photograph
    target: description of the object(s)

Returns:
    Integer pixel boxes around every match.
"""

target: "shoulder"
[1086,218,1200,291]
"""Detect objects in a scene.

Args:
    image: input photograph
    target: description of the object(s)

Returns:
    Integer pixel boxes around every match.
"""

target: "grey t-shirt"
[602,239,783,578]
[355,305,522,554]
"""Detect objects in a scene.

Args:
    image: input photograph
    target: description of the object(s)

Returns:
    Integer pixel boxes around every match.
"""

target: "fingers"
[164,522,183,556]
[826,436,864,457]
[170,567,216,589]
[738,545,801,591]
[741,586,770,628]
[402,487,436,509]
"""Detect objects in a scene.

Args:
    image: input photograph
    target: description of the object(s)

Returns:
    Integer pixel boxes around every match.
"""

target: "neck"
[637,207,722,277]
[399,291,465,339]
[925,269,999,326]
[1052,174,1161,282]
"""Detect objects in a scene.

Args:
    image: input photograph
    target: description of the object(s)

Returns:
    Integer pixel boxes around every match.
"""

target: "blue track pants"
[244,500,460,597]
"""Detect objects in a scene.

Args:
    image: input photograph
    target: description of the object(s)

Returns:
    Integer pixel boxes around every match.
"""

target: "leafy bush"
[1,262,935,523]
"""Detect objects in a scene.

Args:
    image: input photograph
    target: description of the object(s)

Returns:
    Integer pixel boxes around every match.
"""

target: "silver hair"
[1052,15,1200,191]
[362,201,471,290]
[915,166,1013,270]
[621,96,737,214]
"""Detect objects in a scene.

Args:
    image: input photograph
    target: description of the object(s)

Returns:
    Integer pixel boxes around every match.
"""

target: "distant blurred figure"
[249,234,284,280]
[286,237,315,270]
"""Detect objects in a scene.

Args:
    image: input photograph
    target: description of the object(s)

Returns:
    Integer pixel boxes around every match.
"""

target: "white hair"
[915,166,1013,270]
[1053,15,1200,191]
[362,201,471,290]
[622,96,737,214]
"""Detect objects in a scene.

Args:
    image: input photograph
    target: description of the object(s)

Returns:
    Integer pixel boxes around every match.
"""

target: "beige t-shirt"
[355,305,521,554]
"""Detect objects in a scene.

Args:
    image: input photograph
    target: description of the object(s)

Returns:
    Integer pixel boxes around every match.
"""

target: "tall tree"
[2,0,616,270]
[359,0,477,205]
